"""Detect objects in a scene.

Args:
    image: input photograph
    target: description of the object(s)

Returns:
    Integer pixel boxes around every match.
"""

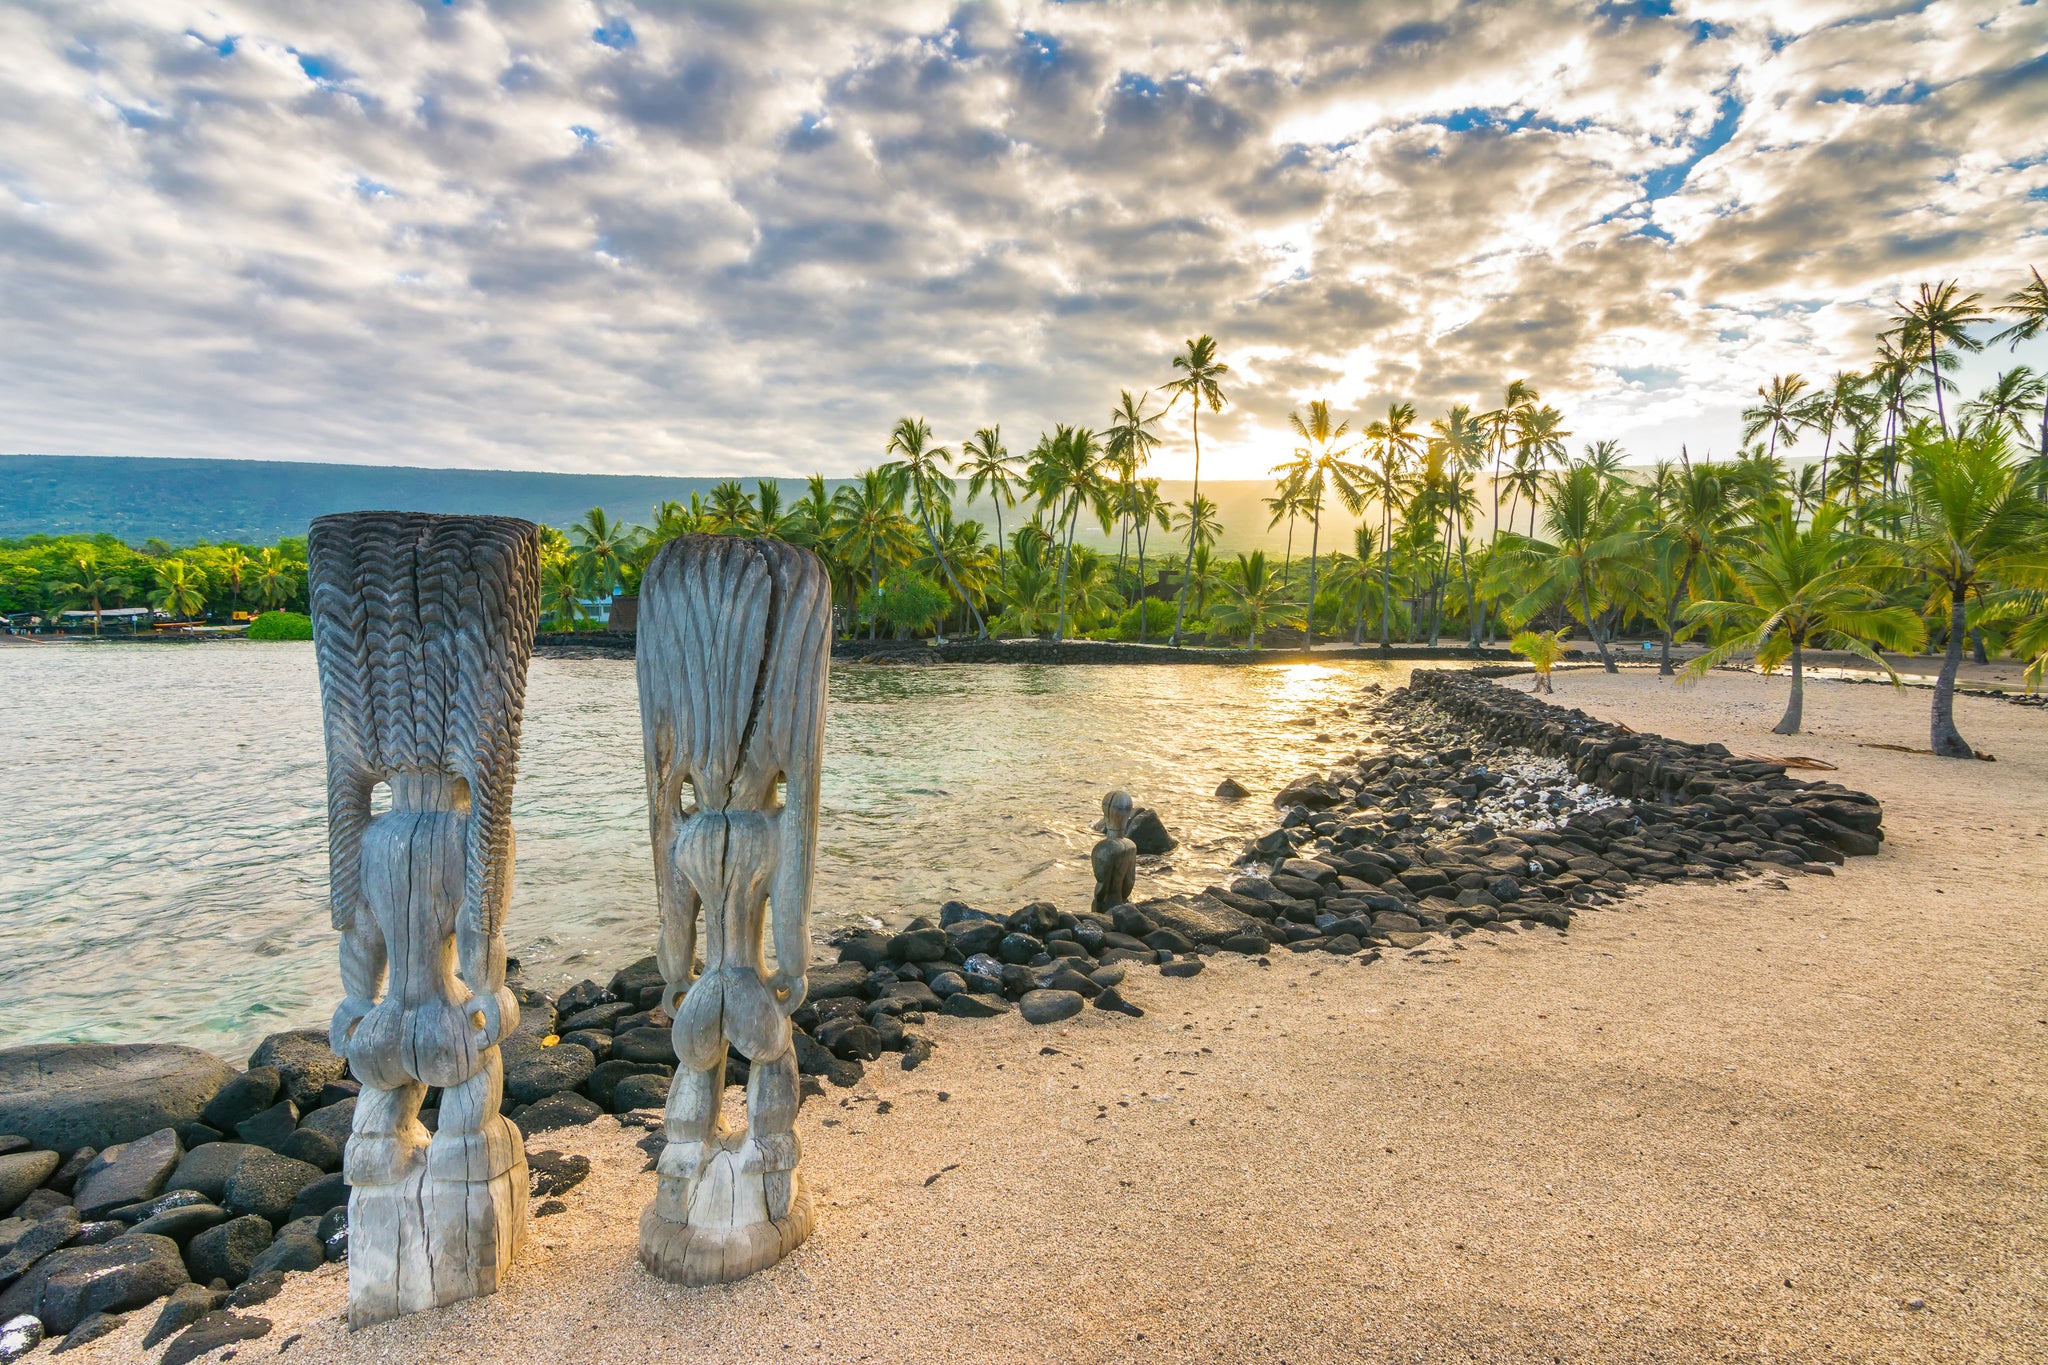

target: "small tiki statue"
[1092,790,1138,915]
[309,512,542,1328]
[635,534,831,1285]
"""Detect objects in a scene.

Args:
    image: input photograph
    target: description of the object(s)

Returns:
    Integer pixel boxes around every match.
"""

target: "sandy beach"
[65,666,2046,1365]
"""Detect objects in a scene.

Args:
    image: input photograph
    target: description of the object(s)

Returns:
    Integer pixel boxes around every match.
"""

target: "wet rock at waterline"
[0,1046,234,1154]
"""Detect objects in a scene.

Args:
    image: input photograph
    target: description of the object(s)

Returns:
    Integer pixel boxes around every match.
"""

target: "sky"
[1,0,2044,484]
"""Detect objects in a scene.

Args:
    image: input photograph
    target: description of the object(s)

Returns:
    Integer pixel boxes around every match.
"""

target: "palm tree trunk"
[1930,343,1947,437]
[1579,573,1616,673]
[1055,499,1078,642]
[1303,512,1321,650]
[1378,496,1393,650]
[1281,518,1294,586]
[1661,549,1698,677]
[867,551,879,641]
[1135,528,1149,643]
[1774,637,1805,735]
[1171,409,1201,647]
[1931,585,1973,756]
[914,486,985,640]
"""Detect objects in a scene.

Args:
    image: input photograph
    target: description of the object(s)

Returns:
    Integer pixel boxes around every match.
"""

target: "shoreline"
[8,662,2038,1362]
[0,670,1922,1362]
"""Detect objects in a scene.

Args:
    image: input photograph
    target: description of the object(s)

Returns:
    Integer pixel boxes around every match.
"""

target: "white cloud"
[0,0,2042,483]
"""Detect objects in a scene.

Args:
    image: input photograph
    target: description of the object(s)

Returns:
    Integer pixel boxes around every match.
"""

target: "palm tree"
[571,507,635,599]
[1682,504,1923,735]
[150,560,206,622]
[1811,370,1873,500]
[58,553,116,634]
[960,426,1019,580]
[1892,428,2048,756]
[1162,334,1230,645]
[1128,478,1170,642]
[1741,374,1816,457]
[542,558,589,630]
[1487,463,1644,674]
[1991,266,2048,463]
[1481,380,1539,543]
[1169,494,1220,554]
[1645,459,1751,675]
[1104,390,1165,589]
[1887,280,1992,437]
[1510,405,1571,535]
[1262,481,1306,585]
[1425,404,1487,645]
[219,548,249,618]
[1281,399,1361,649]
[1322,522,1383,644]
[1211,550,1290,647]
[1510,627,1571,694]
[1025,425,1114,642]
[1958,368,2046,447]
[882,416,986,639]
[1363,401,1422,647]
[253,547,295,610]
[753,480,792,539]
[706,482,755,534]
[833,469,919,641]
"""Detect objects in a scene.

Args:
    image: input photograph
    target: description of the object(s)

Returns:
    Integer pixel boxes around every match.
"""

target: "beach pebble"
[317,1207,348,1262]
[246,1032,345,1113]
[504,1044,597,1106]
[1,1232,189,1334]
[1159,959,1205,978]
[232,1101,298,1154]
[72,1129,182,1221]
[52,1308,125,1354]
[516,1092,603,1135]
[276,1174,340,1229]
[0,1314,42,1363]
[187,1215,272,1288]
[0,1155,58,1220]
[1019,990,1084,1025]
[1092,988,1143,1018]
[611,1075,670,1113]
[940,993,1011,1019]
[246,1217,322,1278]
[611,1028,679,1067]
[129,1202,228,1246]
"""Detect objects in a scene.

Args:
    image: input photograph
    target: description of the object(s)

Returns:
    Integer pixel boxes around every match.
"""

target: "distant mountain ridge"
[0,453,1368,554]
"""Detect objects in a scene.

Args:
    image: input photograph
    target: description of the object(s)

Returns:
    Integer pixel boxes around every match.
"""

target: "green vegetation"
[1,532,307,632]
[10,270,2046,759]
[1511,628,1570,694]
[245,610,314,641]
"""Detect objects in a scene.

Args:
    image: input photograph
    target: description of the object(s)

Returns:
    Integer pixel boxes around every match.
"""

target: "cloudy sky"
[2,1,2044,482]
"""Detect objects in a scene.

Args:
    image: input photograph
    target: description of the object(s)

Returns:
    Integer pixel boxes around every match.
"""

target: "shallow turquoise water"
[0,643,1413,1056]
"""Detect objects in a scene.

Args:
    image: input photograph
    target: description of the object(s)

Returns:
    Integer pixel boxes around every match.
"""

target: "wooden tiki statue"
[635,534,830,1285]
[308,511,543,1328]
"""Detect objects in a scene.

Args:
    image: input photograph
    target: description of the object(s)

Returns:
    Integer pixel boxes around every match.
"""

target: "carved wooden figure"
[1091,790,1138,915]
[635,534,831,1285]
[308,512,543,1328]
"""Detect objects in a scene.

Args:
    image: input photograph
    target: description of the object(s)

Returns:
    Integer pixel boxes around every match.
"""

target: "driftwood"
[635,535,831,1285]
[308,512,542,1328]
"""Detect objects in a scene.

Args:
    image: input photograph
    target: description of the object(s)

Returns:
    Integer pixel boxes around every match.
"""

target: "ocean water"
[0,643,1416,1057]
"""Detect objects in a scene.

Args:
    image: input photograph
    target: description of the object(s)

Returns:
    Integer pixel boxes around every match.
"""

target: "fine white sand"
[71,666,2046,1364]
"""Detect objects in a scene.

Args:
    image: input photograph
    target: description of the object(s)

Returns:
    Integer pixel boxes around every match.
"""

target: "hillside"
[0,453,1372,555]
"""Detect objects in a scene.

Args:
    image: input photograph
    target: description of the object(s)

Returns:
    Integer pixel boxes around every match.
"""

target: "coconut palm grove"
[19,272,2038,752]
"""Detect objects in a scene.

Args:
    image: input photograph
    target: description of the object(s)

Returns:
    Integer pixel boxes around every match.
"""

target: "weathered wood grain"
[635,534,830,1285]
[308,511,541,1328]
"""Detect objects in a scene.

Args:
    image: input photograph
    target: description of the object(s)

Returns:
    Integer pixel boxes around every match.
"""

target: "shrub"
[246,610,313,641]
[1113,598,1177,640]
[859,570,951,636]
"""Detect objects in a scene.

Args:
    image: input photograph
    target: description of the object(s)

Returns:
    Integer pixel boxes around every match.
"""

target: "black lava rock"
[72,1129,183,1221]
[198,1070,282,1136]
[245,1032,346,1114]
[186,1215,272,1288]
[160,1310,270,1365]
[246,1217,322,1278]
[504,1044,598,1106]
